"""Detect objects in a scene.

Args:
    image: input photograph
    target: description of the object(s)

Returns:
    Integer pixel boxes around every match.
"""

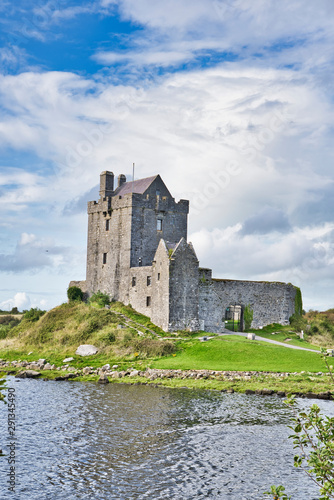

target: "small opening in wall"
[138,257,142,266]
[103,253,107,264]
[147,276,151,286]
[157,273,160,281]
[146,296,151,307]
[132,277,136,287]
[157,219,162,231]
[156,189,160,198]
[106,219,110,231]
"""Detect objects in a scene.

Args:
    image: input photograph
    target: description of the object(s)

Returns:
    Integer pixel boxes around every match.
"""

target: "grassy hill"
[0,301,333,374]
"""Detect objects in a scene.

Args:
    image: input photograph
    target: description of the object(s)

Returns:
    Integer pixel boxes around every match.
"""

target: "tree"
[265,350,334,499]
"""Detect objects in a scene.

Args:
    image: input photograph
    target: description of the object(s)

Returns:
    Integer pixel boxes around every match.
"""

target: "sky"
[0,0,334,312]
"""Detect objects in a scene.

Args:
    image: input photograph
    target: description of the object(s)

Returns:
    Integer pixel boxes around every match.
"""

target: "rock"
[82,367,92,375]
[63,357,74,363]
[245,389,255,395]
[112,365,118,369]
[277,391,286,397]
[15,370,41,379]
[55,374,70,381]
[318,392,331,400]
[129,370,139,377]
[261,389,274,396]
[37,359,46,366]
[227,388,234,393]
[98,373,109,384]
[43,363,52,370]
[102,364,110,371]
[304,392,318,399]
[50,364,56,370]
[75,345,98,356]
[247,333,255,340]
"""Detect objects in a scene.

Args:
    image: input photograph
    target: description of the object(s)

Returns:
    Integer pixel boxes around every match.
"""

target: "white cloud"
[0,292,31,311]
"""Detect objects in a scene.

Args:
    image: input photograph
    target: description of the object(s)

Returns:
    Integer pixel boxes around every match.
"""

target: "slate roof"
[113,175,158,196]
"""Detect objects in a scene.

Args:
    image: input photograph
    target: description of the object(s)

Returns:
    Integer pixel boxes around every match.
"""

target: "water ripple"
[0,379,332,499]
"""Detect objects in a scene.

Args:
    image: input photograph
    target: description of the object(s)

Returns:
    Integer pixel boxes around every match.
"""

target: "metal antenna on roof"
[132,162,135,194]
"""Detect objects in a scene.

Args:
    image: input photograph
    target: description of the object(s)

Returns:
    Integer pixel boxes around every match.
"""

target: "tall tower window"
[146,296,151,307]
[156,189,160,197]
[147,276,151,286]
[157,219,162,231]
[103,253,107,264]
[106,219,110,231]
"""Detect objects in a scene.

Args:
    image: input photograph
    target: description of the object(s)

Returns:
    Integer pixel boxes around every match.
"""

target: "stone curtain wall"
[199,278,297,333]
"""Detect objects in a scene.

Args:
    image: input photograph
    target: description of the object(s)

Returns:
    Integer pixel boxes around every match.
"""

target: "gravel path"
[219,330,321,353]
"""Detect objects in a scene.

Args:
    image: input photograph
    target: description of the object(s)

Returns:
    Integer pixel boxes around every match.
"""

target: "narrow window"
[138,257,142,266]
[103,253,107,264]
[106,219,110,231]
[147,276,151,286]
[132,277,136,287]
[156,189,160,197]
[146,296,151,307]
[157,273,160,281]
[157,219,162,231]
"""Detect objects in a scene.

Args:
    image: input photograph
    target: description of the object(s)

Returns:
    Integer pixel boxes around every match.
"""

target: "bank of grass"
[152,336,327,373]
[0,302,332,378]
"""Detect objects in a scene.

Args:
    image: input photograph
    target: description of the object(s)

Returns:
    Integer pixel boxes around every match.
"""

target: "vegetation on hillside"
[1,301,174,361]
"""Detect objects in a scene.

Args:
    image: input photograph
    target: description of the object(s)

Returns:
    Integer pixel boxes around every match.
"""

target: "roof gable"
[113,174,172,197]
[113,175,157,196]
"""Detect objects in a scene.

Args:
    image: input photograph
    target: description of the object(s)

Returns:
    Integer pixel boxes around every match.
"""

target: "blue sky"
[1,0,334,312]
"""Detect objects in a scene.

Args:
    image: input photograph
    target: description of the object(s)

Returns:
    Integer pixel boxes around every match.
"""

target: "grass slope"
[152,336,326,372]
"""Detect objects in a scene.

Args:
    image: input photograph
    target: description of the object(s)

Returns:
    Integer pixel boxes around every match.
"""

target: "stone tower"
[85,171,189,306]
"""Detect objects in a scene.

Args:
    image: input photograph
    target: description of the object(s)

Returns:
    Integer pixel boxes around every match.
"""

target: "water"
[0,377,333,500]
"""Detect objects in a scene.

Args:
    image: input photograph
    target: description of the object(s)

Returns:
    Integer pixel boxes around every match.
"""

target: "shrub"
[244,304,253,331]
[23,308,46,322]
[67,286,83,302]
[102,331,116,344]
[289,313,307,332]
[89,291,110,308]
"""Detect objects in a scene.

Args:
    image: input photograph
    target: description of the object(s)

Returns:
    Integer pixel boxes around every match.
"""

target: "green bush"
[23,308,46,322]
[89,291,110,308]
[244,304,254,331]
[102,331,116,344]
[289,313,307,332]
[67,286,83,302]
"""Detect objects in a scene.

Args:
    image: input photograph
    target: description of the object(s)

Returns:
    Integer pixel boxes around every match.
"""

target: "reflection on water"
[0,378,333,500]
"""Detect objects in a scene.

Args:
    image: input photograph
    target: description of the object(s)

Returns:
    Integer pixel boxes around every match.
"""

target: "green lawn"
[152,336,327,372]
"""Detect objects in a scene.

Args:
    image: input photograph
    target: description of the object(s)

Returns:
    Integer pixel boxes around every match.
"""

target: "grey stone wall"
[199,277,297,333]
[130,177,188,268]
[168,239,200,331]
[151,240,170,331]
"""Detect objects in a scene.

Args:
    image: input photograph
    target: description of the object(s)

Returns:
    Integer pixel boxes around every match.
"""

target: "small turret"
[99,171,114,198]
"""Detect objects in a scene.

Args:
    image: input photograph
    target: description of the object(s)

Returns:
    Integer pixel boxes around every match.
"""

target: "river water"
[0,377,333,500]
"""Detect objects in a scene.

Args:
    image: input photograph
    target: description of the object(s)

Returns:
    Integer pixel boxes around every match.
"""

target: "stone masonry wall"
[130,177,188,268]
[168,239,200,331]
[199,277,297,333]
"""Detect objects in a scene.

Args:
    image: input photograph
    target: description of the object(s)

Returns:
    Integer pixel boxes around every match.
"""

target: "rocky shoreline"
[1,358,333,400]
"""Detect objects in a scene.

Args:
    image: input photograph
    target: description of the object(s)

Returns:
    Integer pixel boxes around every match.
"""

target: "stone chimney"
[99,171,114,198]
[118,174,126,188]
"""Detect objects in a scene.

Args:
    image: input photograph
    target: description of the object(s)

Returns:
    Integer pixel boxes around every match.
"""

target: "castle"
[69,171,298,332]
